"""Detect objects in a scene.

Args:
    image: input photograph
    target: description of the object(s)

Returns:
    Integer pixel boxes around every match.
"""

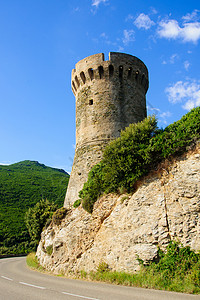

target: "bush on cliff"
[79,107,200,213]
[25,199,57,249]
[52,207,68,225]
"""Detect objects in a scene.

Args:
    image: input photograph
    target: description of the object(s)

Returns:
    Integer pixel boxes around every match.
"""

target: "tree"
[25,199,57,249]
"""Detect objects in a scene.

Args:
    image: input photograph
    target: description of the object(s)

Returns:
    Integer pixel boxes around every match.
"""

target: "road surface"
[0,257,198,300]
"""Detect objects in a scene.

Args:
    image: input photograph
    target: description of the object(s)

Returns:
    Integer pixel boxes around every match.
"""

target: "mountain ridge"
[0,160,69,255]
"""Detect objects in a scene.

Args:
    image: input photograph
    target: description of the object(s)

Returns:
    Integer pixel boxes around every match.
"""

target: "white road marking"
[1,276,13,281]
[62,291,100,300]
[19,281,46,289]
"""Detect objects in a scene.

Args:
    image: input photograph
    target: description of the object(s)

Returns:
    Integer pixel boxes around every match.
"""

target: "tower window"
[80,71,86,84]
[98,66,104,79]
[72,81,77,92]
[119,66,123,78]
[109,65,114,78]
[75,76,80,87]
[88,68,94,80]
[89,99,93,105]
[128,67,132,79]
[135,70,139,82]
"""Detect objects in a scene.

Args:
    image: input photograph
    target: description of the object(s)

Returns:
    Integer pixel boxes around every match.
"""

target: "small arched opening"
[89,99,93,105]
[135,70,139,82]
[109,65,114,78]
[88,68,94,80]
[72,81,77,92]
[98,66,104,79]
[75,76,80,88]
[128,67,132,79]
[119,66,123,79]
[80,71,86,84]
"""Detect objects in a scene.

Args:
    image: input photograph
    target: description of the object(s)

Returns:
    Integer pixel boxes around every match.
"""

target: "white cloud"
[134,13,155,30]
[92,0,107,7]
[159,111,172,125]
[126,14,134,22]
[184,60,190,71]
[150,7,158,15]
[147,106,160,113]
[160,111,172,118]
[161,54,179,65]
[182,10,200,22]
[170,53,179,64]
[181,22,200,43]
[118,46,124,52]
[165,80,200,110]
[147,101,160,114]
[157,19,181,39]
[157,18,200,43]
[122,29,135,45]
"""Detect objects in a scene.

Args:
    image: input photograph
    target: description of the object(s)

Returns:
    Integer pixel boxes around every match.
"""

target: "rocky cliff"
[37,144,200,274]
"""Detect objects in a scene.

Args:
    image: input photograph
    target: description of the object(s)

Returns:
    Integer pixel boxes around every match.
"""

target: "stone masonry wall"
[64,53,148,207]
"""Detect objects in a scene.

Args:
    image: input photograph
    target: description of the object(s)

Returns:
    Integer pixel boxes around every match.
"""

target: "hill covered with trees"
[0,160,69,255]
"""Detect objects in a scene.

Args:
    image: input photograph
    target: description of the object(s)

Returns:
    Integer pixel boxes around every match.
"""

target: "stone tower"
[64,52,148,208]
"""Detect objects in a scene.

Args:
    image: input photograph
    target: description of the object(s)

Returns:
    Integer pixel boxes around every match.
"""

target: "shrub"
[149,106,200,160]
[25,199,57,247]
[86,241,200,294]
[97,261,110,273]
[52,207,68,225]
[79,108,200,213]
[73,199,82,208]
[46,244,53,256]
[80,162,106,213]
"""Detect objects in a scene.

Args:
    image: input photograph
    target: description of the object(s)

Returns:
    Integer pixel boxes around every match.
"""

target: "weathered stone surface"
[64,52,148,207]
[37,146,200,274]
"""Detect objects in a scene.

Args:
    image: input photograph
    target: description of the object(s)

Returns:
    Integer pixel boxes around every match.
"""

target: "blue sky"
[0,0,200,172]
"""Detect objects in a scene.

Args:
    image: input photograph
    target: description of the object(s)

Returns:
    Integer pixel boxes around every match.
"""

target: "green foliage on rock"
[0,160,69,255]
[79,107,200,213]
[46,244,53,256]
[25,199,57,249]
[73,199,82,208]
[137,241,200,293]
[86,241,200,294]
[52,207,68,226]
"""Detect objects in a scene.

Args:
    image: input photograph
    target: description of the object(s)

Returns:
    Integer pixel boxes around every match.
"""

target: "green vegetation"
[0,160,69,255]
[86,242,200,294]
[73,199,81,208]
[79,107,200,213]
[26,252,45,271]
[52,207,68,225]
[25,199,58,249]
[46,245,53,256]
[27,242,200,294]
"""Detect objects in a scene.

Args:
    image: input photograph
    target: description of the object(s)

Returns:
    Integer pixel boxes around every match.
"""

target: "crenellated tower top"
[71,52,148,96]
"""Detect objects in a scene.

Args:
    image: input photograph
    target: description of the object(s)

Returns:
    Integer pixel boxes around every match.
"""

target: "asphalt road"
[0,257,199,300]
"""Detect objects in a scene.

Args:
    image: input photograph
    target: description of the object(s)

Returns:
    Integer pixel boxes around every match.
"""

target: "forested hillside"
[0,160,69,255]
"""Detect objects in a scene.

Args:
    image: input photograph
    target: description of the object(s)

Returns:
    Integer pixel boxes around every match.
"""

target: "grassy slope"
[0,160,69,254]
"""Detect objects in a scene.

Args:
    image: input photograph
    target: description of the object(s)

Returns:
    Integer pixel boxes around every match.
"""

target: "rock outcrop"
[37,145,200,274]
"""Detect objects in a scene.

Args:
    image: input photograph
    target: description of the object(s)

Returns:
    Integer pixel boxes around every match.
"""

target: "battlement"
[71,52,149,95]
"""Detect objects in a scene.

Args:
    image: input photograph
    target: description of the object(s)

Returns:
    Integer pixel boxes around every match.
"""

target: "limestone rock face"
[37,147,200,274]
